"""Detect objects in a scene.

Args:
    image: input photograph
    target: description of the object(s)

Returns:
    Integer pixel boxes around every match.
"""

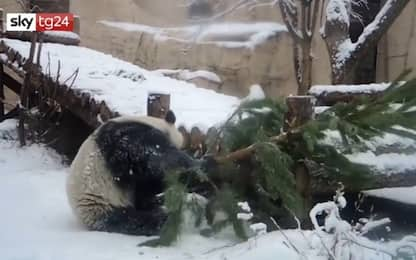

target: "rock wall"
[66,0,416,96]
[1,0,22,12]
[132,29,297,97]
[70,0,312,97]
[376,1,416,81]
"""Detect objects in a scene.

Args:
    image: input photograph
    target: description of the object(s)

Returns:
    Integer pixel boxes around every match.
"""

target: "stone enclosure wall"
[2,0,415,97]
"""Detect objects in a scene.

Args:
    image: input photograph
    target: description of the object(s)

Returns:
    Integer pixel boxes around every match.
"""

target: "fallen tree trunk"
[5,31,80,46]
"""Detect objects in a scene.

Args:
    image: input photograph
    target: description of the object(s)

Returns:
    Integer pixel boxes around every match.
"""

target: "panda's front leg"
[100,206,167,236]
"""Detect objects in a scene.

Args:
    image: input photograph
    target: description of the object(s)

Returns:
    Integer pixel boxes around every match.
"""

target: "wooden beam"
[147,93,170,119]
[0,64,4,116]
[2,69,22,94]
[313,92,382,106]
[5,31,80,46]
[0,9,4,35]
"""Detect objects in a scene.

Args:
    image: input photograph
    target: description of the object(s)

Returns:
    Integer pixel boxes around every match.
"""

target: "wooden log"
[205,126,220,155]
[312,92,382,106]
[7,49,17,64]
[5,31,80,46]
[2,71,22,94]
[178,126,190,149]
[0,64,4,116]
[147,93,170,119]
[284,96,314,223]
[0,9,4,35]
[189,126,206,157]
[80,93,90,107]
[99,101,115,123]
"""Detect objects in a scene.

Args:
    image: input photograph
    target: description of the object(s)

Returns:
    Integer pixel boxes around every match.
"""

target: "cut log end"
[147,93,170,119]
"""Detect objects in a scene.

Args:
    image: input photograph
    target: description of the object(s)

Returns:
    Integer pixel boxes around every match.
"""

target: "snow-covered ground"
[0,39,240,132]
[0,120,305,260]
[0,119,413,260]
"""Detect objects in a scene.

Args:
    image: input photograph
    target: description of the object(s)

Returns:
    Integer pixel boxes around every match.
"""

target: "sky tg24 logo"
[6,13,74,32]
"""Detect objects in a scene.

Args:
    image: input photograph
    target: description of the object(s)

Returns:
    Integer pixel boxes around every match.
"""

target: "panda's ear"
[165,110,176,125]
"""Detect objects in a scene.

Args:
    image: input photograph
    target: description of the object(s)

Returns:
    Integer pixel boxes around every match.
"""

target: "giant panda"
[66,111,196,236]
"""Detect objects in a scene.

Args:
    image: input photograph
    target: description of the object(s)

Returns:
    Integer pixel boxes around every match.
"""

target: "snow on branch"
[309,185,416,259]
[323,0,410,84]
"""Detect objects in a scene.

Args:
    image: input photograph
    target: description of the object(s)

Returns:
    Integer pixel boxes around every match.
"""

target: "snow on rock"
[314,106,331,114]
[154,69,222,83]
[249,223,267,235]
[242,84,266,102]
[1,39,239,132]
[100,21,287,50]
[237,201,251,212]
[364,186,416,205]
[309,83,390,96]
[237,213,253,221]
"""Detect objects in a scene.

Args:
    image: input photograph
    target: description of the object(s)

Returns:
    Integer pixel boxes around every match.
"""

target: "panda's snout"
[160,149,197,172]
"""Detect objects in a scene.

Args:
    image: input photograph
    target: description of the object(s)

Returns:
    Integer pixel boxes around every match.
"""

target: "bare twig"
[270,217,302,255]
[62,67,79,88]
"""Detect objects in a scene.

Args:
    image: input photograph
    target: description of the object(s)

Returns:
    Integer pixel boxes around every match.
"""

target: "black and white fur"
[66,112,195,236]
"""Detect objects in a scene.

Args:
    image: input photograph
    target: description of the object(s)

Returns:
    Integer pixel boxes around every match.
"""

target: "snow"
[325,0,351,26]
[321,129,416,175]
[364,186,416,205]
[249,223,267,235]
[237,201,251,212]
[309,83,390,95]
[347,152,416,174]
[360,218,391,235]
[0,119,305,260]
[100,21,287,49]
[154,69,222,83]
[237,213,253,221]
[314,106,331,114]
[1,39,240,132]
[0,119,412,260]
[43,31,80,40]
[0,127,312,260]
[242,84,266,102]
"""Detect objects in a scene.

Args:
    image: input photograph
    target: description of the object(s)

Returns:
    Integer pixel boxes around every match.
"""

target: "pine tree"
[153,75,416,246]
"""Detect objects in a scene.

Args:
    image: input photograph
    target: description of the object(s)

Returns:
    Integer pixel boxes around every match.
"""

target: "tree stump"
[147,93,170,119]
[284,96,314,225]
[284,96,314,130]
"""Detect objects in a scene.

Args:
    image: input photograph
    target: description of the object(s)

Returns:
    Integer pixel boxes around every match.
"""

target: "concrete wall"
[377,1,416,82]
[70,0,327,97]
[67,1,416,96]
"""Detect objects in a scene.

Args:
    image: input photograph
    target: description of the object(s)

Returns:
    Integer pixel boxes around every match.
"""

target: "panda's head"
[110,110,184,149]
